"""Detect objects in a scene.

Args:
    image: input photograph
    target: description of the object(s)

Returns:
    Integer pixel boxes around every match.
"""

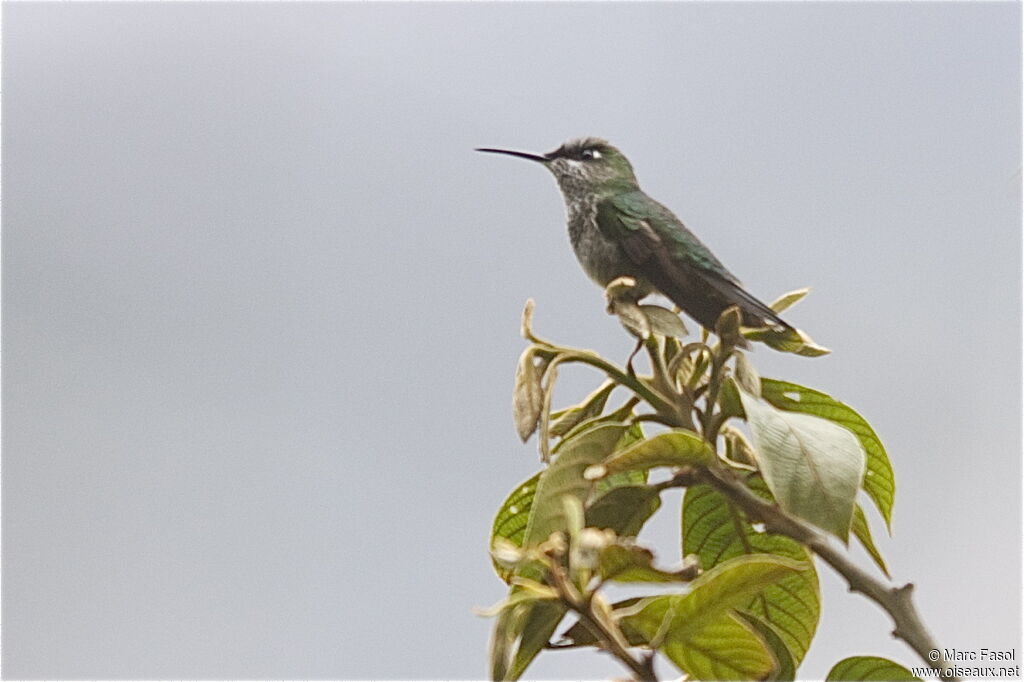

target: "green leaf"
[549,382,616,437]
[490,472,540,582]
[790,334,831,357]
[851,504,890,578]
[738,388,865,541]
[512,347,546,441]
[715,305,744,348]
[825,656,921,681]
[490,602,523,680]
[558,399,637,445]
[490,600,566,681]
[476,581,558,617]
[585,485,661,537]
[683,481,820,665]
[585,429,713,481]
[490,403,637,679]
[717,377,745,420]
[743,325,831,357]
[593,421,647,495]
[640,304,689,338]
[735,612,797,681]
[769,287,811,313]
[598,544,699,583]
[491,425,648,582]
[612,298,652,339]
[594,467,647,495]
[520,298,536,340]
[489,474,569,679]
[721,425,758,469]
[760,379,895,532]
[620,555,805,680]
[523,423,629,549]
[734,352,761,396]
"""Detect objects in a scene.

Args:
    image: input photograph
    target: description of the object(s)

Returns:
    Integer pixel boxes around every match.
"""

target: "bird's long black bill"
[475,147,548,163]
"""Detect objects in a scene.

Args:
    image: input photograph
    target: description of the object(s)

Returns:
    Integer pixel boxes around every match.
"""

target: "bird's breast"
[565,197,651,295]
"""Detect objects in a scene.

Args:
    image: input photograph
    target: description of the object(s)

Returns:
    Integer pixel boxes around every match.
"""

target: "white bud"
[573,527,615,569]
[490,538,523,568]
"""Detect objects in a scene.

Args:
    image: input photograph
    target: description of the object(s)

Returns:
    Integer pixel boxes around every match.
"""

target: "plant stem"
[535,345,683,426]
[699,344,731,442]
[546,559,656,681]
[645,338,694,430]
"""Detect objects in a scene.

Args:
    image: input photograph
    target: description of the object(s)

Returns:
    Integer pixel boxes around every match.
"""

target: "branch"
[645,338,695,430]
[546,559,656,681]
[531,343,685,426]
[701,464,960,681]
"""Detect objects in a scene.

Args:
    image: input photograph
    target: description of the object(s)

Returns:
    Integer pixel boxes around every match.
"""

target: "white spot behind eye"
[590,150,602,159]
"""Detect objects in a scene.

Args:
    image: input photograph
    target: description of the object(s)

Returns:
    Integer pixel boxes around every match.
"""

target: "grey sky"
[2,2,1020,679]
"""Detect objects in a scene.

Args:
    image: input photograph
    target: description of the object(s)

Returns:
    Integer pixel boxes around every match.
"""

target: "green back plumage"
[596,191,735,281]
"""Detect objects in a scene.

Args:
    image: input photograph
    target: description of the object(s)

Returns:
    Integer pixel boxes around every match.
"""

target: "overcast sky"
[3,2,1020,679]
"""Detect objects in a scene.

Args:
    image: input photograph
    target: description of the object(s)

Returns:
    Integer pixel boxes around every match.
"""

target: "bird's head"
[476,137,639,197]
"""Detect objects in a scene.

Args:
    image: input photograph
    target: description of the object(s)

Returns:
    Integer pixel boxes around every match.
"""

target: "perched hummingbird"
[477,137,793,336]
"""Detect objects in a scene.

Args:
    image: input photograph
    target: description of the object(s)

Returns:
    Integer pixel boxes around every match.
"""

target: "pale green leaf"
[760,379,895,532]
[851,505,890,578]
[683,481,820,664]
[475,584,558,617]
[640,304,689,338]
[585,485,661,537]
[512,347,545,441]
[611,299,651,339]
[738,389,865,541]
[791,329,832,357]
[593,421,647,494]
[549,382,615,437]
[605,275,639,300]
[490,426,647,583]
[558,400,637,445]
[585,429,712,480]
[743,325,831,357]
[826,656,921,681]
[715,305,744,347]
[490,472,539,582]
[769,287,811,313]
[490,425,634,679]
[520,298,535,340]
[493,600,566,681]
[489,602,523,680]
[721,425,758,468]
[661,613,774,681]
[717,377,745,419]
[598,544,699,583]
[562,495,585,544]
[621,555,805,680]
[735,611,797,681]
[734,352,761,396]
[523,423,629,548]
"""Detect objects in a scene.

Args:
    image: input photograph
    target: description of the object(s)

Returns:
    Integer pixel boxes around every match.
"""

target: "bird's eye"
[580,149,600,160]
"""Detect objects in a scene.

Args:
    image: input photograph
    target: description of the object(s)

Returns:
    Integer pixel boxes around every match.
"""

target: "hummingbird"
[476,137,794,337]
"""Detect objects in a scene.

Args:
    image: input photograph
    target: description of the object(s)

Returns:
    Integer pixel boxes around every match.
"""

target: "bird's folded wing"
[596,193,789,332]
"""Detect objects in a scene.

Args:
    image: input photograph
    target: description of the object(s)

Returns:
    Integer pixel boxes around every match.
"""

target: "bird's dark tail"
[659,272,828,354]
[678,272,792,333]
[723,286,829,356]
[728,284,793,333]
